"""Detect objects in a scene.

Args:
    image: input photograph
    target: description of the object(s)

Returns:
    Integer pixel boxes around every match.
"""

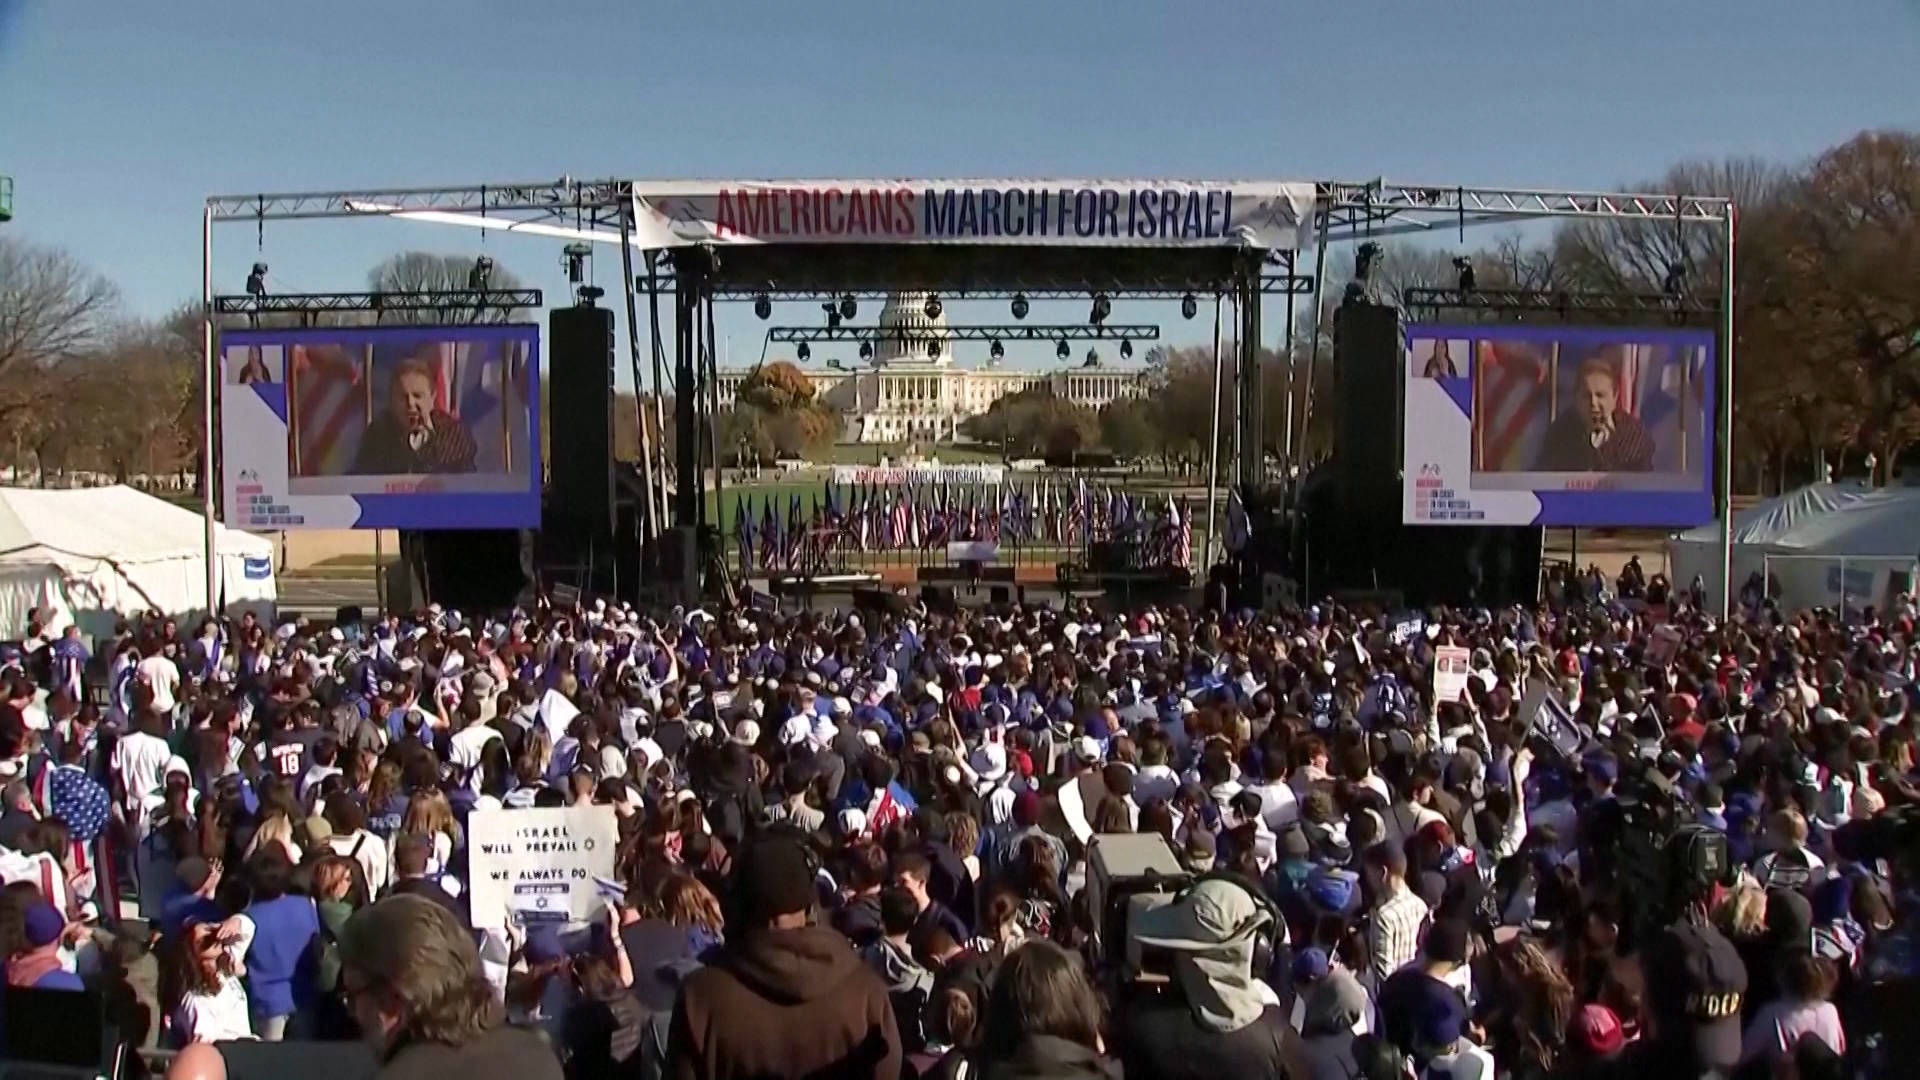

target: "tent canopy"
[0,485,276,639]
[1669,483,1920,612]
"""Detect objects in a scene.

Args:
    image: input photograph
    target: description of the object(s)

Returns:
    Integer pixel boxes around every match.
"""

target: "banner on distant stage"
[833,463,1006,487]
[1402,324,1716,528]
[468,806,618,929]
[629,180,1317,251]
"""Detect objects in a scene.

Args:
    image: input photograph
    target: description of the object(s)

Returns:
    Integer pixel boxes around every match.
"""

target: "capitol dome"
[872,291,954,368]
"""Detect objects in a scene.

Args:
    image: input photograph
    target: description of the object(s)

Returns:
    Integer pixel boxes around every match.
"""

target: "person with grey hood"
[1116,877,1312,1079]
[863,885,936,1052]
[1288,947,1372,1080]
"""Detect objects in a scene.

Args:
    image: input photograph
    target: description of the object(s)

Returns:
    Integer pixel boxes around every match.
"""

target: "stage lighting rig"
[796,342,811,361]
[822,302,842,329]
[1452,256,1475,293]
[926,340,942,359]
[561,243,590,285]
[1119,338,1133,360]
[839,294,858,321]
[988,340,1005,362]
[469,254,495,292]
[1089,293,1112,325]
[1180,292,1197,320]
[246,262,268,298]
[1344,242,1381,303]
[858,340,874,362]
[1010,293,1030,320]
[754,294,772,320]
[1056,338,1070,360]
[924,294,943,320]
[575,285,604,307]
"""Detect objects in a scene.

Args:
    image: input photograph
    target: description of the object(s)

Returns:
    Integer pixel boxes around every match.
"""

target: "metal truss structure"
[212,289,543,317]
[198,177,1739,610]
[696,278,1309,301]
[1401,286,1720,323]
[766,323,1159,345]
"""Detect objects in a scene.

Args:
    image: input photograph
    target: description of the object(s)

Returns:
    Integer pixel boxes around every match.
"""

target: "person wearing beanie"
[669,836,901,1080]
[6,901,80,990]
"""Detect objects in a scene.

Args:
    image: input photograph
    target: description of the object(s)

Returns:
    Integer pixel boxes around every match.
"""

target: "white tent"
[0,485,277,639]
[1668,483,1920,612]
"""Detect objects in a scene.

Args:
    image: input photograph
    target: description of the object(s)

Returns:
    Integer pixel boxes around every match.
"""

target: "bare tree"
[365,252,532,324]
[0,237,119,423]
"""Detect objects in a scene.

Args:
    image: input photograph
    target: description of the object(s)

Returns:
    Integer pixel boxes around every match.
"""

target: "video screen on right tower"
[1403,324,1716,527]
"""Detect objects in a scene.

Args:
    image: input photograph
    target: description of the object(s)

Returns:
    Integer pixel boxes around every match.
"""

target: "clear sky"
[4,0,1917,382]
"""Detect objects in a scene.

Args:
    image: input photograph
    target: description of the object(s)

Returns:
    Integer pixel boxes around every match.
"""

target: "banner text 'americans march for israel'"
[630,180,1317,250]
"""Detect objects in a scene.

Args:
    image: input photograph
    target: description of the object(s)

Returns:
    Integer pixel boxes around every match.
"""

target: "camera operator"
[1114,878,1310,1079]
[1638,827,1747,1080]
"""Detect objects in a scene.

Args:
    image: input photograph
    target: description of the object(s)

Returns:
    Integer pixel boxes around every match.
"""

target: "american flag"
[290,344,366,476]
[1475,340,1551,471]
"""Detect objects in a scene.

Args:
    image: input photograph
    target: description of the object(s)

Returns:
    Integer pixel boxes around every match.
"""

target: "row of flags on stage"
[730,477,1196,575]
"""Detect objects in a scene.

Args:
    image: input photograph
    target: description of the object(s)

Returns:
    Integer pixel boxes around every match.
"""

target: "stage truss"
[200,178,1737,611]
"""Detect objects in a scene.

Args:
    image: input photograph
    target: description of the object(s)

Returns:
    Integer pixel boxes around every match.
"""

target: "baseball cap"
[729,719,761,747]
[1181,828,1217,872]
[1574,1003,1626,1057]
[22,902,63,949]
[1130,878,1271,951]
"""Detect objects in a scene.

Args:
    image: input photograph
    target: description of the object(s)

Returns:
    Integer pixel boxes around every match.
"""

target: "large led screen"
[220,324,540,530]
[1403,324,1715,527]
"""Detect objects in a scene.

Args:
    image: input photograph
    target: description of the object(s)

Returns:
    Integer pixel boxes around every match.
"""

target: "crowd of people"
[0,558,1913,1080]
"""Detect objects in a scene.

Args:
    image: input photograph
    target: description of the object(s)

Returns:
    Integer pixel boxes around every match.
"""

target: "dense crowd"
[0,556,1915,1080]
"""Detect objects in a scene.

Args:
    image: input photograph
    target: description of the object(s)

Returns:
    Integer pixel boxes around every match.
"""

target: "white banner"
[467,806,618,929]
[832,463,1005,486]
[629,180,1316,251]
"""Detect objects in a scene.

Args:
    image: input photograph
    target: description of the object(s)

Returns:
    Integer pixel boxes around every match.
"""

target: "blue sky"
[4,0,1918,384]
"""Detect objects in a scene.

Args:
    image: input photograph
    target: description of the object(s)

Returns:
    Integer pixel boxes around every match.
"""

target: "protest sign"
[1518,678,1588,764]
[1433,646,1472,705]
[468,805,618,929]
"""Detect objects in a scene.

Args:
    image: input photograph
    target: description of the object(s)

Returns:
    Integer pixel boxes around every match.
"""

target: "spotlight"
[1354,242,1381,282]
[1089,293,1111,325]
[1452,256,1475,293]
[245,262,268,298]
[796,342,811,362]
[822,302,841,329]
[1663,261,1686,296]
[561,242,591,285]
[575,285,604,306]
[926,339,941,360]
[924,294,943,320]
[1180,293,1197,320]
[469,254,495,291]
[839,294,858,321]
[989,339,1005,362]
[1119,338,1133,360]
[1056,339,1070,360]
[1010,293,1029,320]
[858,340,874,362]
[754,295,772,320]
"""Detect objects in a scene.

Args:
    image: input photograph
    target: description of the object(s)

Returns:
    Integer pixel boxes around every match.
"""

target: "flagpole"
[1203,295,1225,567]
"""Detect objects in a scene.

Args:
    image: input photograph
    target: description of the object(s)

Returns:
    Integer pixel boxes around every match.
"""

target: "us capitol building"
[716,292,1150,443]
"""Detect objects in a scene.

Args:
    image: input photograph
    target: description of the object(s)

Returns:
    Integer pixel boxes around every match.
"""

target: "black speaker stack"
[1295,300,1541,609]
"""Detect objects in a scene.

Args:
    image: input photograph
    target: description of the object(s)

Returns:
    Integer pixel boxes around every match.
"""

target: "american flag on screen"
[1476,340,1550,471]
[1627,344,1708,472]
[291,345,367,476]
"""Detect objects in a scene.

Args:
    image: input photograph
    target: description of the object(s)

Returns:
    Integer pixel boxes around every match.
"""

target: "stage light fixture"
[924,294,943,320]
[1180,293,1197,320]
[469,254,495,291]
[822,302,841,329]
[1452,256,1475,293]
[1119,338,1133,360]
[754,294,772,320]
[1089,293,1111,325]
[1056,338,1070,360]
[989,340,1005,361]
[245,262,269,298]
[858,340,874,361]
[926,340,941,360]
[796,342,811,361]
[1010,293,1030,320]
[839,294,858,321]
[561,243,591,285]
[1355,242,1381,282]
